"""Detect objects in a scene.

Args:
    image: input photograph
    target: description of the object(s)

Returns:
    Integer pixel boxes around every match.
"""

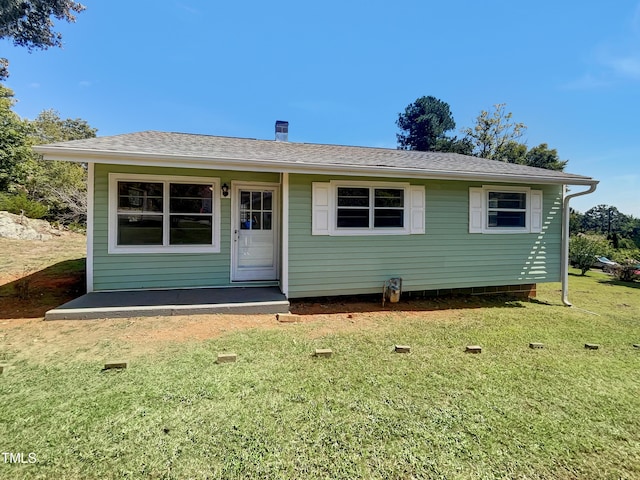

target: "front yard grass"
[1,270,639,479]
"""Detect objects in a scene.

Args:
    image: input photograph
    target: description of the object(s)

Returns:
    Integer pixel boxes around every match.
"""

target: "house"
[34,122,597,308]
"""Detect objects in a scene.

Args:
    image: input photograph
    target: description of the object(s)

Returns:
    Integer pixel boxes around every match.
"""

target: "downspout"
[561,181,598,306]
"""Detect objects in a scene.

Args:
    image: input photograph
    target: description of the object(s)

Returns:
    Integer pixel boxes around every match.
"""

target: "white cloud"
[78,80,91,87]
[602,54,640,79]
[561,73,611,90]
[564,2,640,88]
[29,82,40,88]
[176,3,199,14]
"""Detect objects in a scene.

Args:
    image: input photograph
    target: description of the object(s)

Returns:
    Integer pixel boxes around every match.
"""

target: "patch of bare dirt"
[0,232,521,365]
[0,305,470,365]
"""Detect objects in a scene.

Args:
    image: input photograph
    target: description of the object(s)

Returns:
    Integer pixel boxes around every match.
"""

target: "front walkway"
[45,287,290,320]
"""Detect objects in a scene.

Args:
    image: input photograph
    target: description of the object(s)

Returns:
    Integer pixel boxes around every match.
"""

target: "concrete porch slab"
[45,287,290,320]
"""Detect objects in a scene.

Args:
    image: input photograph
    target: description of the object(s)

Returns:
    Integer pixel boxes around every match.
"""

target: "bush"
[609,260,640,282]
[610,248,640,264]
[0,193,48,219]
[569,234,611,275]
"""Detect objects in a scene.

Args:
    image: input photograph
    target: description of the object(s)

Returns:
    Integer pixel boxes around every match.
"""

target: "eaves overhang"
[33,145,598,186]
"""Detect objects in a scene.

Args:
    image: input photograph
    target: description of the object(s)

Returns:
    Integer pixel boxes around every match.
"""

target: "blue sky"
[2,0,639,216]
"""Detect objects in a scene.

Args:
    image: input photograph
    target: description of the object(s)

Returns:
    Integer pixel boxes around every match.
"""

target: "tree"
[569,207,584,235]
[569,234,611,275]
[582,205,622,235]
[576,204,640,249]
[523,143,567,171]
[31,108,96,142]
[493,140,527,164]
[433,136,474,155]
[396,96,456,151]
[462,103,527,159]
[0,0,86,80]
[0,87,96,224]
[27,109,96,223]
[0,84,34,191]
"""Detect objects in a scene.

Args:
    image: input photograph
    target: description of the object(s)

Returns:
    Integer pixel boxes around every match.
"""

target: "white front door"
[231,183,279,281]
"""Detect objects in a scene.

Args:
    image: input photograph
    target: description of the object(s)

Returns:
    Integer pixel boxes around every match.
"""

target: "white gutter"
[561,181,599,306]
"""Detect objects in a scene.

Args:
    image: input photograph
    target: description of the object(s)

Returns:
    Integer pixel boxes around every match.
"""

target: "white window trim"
[469,185,542,234]
[312,180,423,236]
[108,173,221,254]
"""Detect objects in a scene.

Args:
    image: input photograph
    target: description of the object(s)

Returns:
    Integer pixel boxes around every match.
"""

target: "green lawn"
[1,270,640,479]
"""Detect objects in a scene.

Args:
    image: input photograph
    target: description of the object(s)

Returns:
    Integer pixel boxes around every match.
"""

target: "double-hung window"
[109,174,220,253]
[312,181,425,236]
[487,191,527,228]
[469,186,543,234]
[336,187,405,229]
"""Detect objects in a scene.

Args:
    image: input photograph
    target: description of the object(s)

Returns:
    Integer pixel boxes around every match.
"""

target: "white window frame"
[469,185,542,234]
[108,173,221,254]
[312,180,425,236]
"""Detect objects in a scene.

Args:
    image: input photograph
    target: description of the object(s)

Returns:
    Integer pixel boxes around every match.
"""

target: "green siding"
[287,174,563,298]
[92,164,279,291]
[92,165,564,296]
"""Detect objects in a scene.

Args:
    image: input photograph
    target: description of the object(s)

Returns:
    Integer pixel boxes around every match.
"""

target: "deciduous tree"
[523,143,567,171]
[462,103,527,160]
[27,109,96,223]
[0,85,33,190]
[0,0,85,79]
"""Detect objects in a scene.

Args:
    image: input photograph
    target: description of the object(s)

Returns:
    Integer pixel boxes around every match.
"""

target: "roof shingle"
[35,130,596,185]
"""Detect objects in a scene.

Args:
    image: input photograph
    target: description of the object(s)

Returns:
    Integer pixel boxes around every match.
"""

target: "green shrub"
[610,248,640,264]
[0,193,48,219]
[610,260,640,282]
[569,234,611,275]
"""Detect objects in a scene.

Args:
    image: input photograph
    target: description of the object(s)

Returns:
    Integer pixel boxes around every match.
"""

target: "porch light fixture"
[221,183,229,197]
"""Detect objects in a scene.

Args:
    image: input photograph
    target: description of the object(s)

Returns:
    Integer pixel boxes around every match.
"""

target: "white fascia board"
[34,147,597,187]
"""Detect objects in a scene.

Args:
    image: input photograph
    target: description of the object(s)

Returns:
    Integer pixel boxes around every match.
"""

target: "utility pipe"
[561,181,599,306]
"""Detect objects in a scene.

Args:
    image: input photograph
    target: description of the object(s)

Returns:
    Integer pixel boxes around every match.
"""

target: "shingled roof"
[34,130,596,185]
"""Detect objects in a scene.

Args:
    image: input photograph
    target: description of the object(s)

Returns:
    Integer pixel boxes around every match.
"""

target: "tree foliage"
[462,103,527,160]
[397,99,569,170]
[0,87,96,224]
[569,234,611,275]
[460,103,568,171]
[571,204,640,253]
[0,85,33,191]
[581,204,624,235]
[396,96,457,151]
[27,109,96,223]
[523,143,568,171]
[0,0,86,80]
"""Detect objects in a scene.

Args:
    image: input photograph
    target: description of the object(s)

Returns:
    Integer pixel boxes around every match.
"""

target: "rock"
[0,211,57,241]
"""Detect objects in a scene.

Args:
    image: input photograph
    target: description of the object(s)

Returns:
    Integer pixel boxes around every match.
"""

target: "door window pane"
[263,192,272,210]
[262,212,272,230]
[240,191,251,209]
[251,191,262,210]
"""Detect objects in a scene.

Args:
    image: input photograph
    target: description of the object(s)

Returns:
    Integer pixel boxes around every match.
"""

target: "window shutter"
[530,190,543,233]
[469,187,484,233]
[409,185,425,234]
[312,182,330,235]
